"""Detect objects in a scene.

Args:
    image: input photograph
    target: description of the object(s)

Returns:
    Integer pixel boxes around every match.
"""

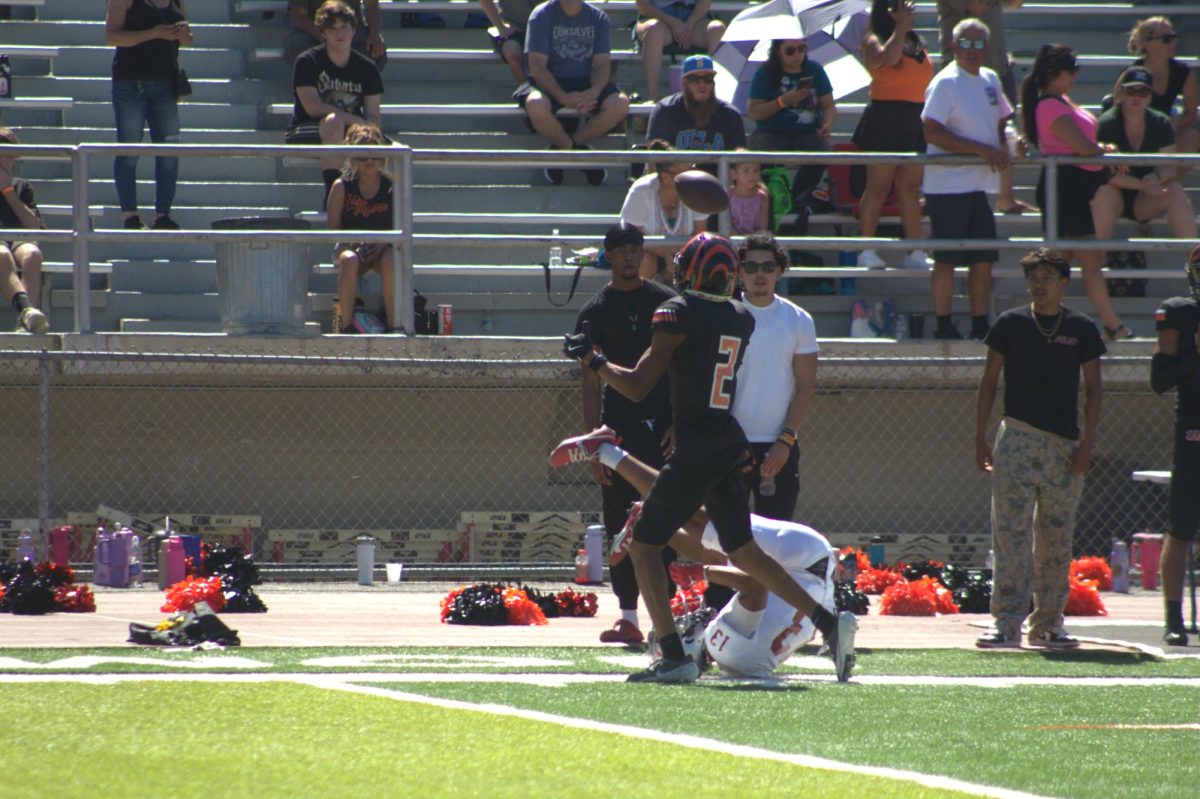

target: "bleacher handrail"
[8,143,1197,334]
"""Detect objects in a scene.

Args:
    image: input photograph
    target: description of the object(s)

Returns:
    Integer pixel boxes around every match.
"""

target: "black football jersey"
[651,293,755,449]
[1156,296,1200,417]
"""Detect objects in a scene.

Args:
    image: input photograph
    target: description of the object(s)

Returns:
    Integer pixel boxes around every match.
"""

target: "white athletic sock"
[620,609,638,625]
[598,443,626,470]
[723,597,765,638]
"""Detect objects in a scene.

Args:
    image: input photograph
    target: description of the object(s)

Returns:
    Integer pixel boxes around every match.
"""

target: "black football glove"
[563,320,594,360]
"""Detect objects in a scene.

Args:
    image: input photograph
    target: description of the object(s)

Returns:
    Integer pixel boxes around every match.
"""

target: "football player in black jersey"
[564,232,856,683]
[1150,244,1200,646]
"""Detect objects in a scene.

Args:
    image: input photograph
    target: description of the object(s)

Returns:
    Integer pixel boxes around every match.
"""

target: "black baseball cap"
[604,222,644,250]
[1120,67,1152,88]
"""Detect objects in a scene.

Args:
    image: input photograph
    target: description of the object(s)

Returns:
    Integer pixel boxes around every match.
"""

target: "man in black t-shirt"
[574,223,678,645]
[563,233,856,683]
[1150,244,1200,646]
[975,248,1105,651]
[286,1,384,202]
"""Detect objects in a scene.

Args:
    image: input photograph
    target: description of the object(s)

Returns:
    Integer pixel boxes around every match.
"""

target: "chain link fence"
[0,346,1173,569]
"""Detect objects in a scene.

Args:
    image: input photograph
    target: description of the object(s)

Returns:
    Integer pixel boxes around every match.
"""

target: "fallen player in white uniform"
[550,426,853,681]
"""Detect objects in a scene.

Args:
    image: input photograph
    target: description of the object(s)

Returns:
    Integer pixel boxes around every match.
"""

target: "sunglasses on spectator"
[1151,33,1178,44]
[1123,85,1152,97]
[781,45,806,56]
[685,75,715,84]
[956,38,987,50]
[353,156,384,163]
[741,260,779,274]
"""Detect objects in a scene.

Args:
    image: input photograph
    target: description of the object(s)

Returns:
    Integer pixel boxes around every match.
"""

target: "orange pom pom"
[879,576,959,616]
[857,565,905,594]
[501,586,548,625]
[160,575,225,613]
[1070,556,1112,591]
[1064,577,1107,616]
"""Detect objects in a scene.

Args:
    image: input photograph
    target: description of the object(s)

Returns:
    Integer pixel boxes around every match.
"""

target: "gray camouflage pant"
[989,418,1084,639]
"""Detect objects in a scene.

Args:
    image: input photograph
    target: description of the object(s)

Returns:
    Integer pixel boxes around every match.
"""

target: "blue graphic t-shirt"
[748,60,833,135]
[524,0,611,81]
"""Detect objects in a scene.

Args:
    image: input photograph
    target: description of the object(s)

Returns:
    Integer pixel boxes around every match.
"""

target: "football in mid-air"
[675,169,730,215]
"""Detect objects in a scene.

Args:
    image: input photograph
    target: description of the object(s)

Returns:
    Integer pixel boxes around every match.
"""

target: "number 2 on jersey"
[709,335,742,410]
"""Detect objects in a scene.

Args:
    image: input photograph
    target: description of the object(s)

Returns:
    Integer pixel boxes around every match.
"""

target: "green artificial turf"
[0,645,1198,678]
[1,683,980,799]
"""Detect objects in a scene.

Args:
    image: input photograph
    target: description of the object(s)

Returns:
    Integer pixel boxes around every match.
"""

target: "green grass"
[1,645,1198,677]
[3,683,980,799]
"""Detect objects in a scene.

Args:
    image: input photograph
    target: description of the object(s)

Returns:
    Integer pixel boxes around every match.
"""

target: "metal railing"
[1,144,1197,333]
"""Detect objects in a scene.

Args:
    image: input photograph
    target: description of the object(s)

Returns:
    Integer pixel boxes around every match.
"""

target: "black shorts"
[513,77,621,113]
[632,439,753,553]
[1169,417,1200,542]
[1035,164,1108,238]
[285,124,322,145]
[852,100,926,153]
[490,26,524,56]
[926,191,999,266]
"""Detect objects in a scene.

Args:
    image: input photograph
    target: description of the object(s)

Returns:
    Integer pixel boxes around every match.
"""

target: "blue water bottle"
[868,536,885,568]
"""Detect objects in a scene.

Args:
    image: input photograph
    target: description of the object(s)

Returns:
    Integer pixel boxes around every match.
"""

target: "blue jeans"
[112,79,180,215]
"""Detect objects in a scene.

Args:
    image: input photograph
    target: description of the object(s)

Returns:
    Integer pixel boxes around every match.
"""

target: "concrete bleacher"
[3,0,1198,335]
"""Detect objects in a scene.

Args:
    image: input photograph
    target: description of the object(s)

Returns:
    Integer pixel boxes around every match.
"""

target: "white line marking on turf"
[300,654,570,668]
[0,655,269,670]
[312,680,1057,799]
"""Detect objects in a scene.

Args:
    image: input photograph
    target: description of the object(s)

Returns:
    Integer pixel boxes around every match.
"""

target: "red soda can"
[438,304,453,335]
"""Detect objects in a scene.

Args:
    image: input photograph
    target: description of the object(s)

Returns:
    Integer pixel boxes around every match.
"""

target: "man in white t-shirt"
[921,19,1013,341]
[731,233,819,522]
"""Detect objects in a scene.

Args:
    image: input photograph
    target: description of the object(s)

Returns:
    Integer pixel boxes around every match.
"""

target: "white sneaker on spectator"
[858,249,885,269]
[904,250,932,270]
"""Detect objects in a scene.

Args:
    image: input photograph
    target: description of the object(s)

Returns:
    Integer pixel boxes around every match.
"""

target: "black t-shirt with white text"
[290,46,383,128]
[985,304,1106,440]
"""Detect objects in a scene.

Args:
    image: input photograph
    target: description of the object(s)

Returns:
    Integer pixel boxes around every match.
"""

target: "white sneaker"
[830,611,858,682]
[857,249,886,269]
[904,250,932,270]
[17,307,48,334]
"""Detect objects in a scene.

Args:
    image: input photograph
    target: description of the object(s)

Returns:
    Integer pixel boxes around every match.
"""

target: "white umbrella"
[718,0,872,44]
[714,3,871,112]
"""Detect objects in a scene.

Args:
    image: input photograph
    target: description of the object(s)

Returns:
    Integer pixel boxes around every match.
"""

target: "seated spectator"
[1093,68,1197,243]
[855,0,933,270]
[286,1,383,204]
[477,0,534,87]
[1022,43,1130,341]
[646,54,745,156]
[1117,16,1198,160]
[517,0,629,186]
[747,38,836,206]
[328,123,396,333]
[0,127,48,334]
[283,0,386,70]
[728,154,769,235]
[921,19,1010,340]
[634,0,726,102]
[620,139,706,280]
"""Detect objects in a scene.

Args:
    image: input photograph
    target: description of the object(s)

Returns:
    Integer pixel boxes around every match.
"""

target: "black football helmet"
[1187,244,1200,300]
[674,232,738,300]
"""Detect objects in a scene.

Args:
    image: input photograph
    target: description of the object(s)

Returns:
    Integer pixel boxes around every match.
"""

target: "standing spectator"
[921,19,1010,340]
[286,1,383,205]
[620,140,706,281]
[855,0,934,270]
[974,248,1105,650]
[936,0,1031,215]
[104,0,193,231]
[1118,16,1198,161]
[1093,67,1197,244]
[634,0,726,103]
[327,123,396,333]
[0,128,48,334]
[646,54,745,155]
[561,233,856,684]
[1149,245,1200,647]
[733,233,818,522]
[477,0,535,87]
[518,0,630,186]
[283,0,386,71]
[573,222,679,645]
[1021,43,1130,341]
[747,38,837,205]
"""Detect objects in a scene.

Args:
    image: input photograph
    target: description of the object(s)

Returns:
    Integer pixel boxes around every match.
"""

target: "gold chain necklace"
[1031,303,1063,342]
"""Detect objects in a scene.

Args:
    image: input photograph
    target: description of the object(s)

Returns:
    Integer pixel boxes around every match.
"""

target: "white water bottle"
[17,529,35,561]
[549,229,563,269]
[129,534,143,588]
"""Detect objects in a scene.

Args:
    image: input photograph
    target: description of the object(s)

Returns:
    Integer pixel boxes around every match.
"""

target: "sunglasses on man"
[684,74,715,85]
[741,260,779,274]
[956,37,987,51]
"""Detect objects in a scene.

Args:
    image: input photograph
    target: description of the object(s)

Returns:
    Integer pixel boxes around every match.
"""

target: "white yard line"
[313,680,1059,799]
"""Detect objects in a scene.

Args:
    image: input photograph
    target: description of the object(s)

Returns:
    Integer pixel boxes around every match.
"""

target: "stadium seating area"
[0,0,1197,335]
